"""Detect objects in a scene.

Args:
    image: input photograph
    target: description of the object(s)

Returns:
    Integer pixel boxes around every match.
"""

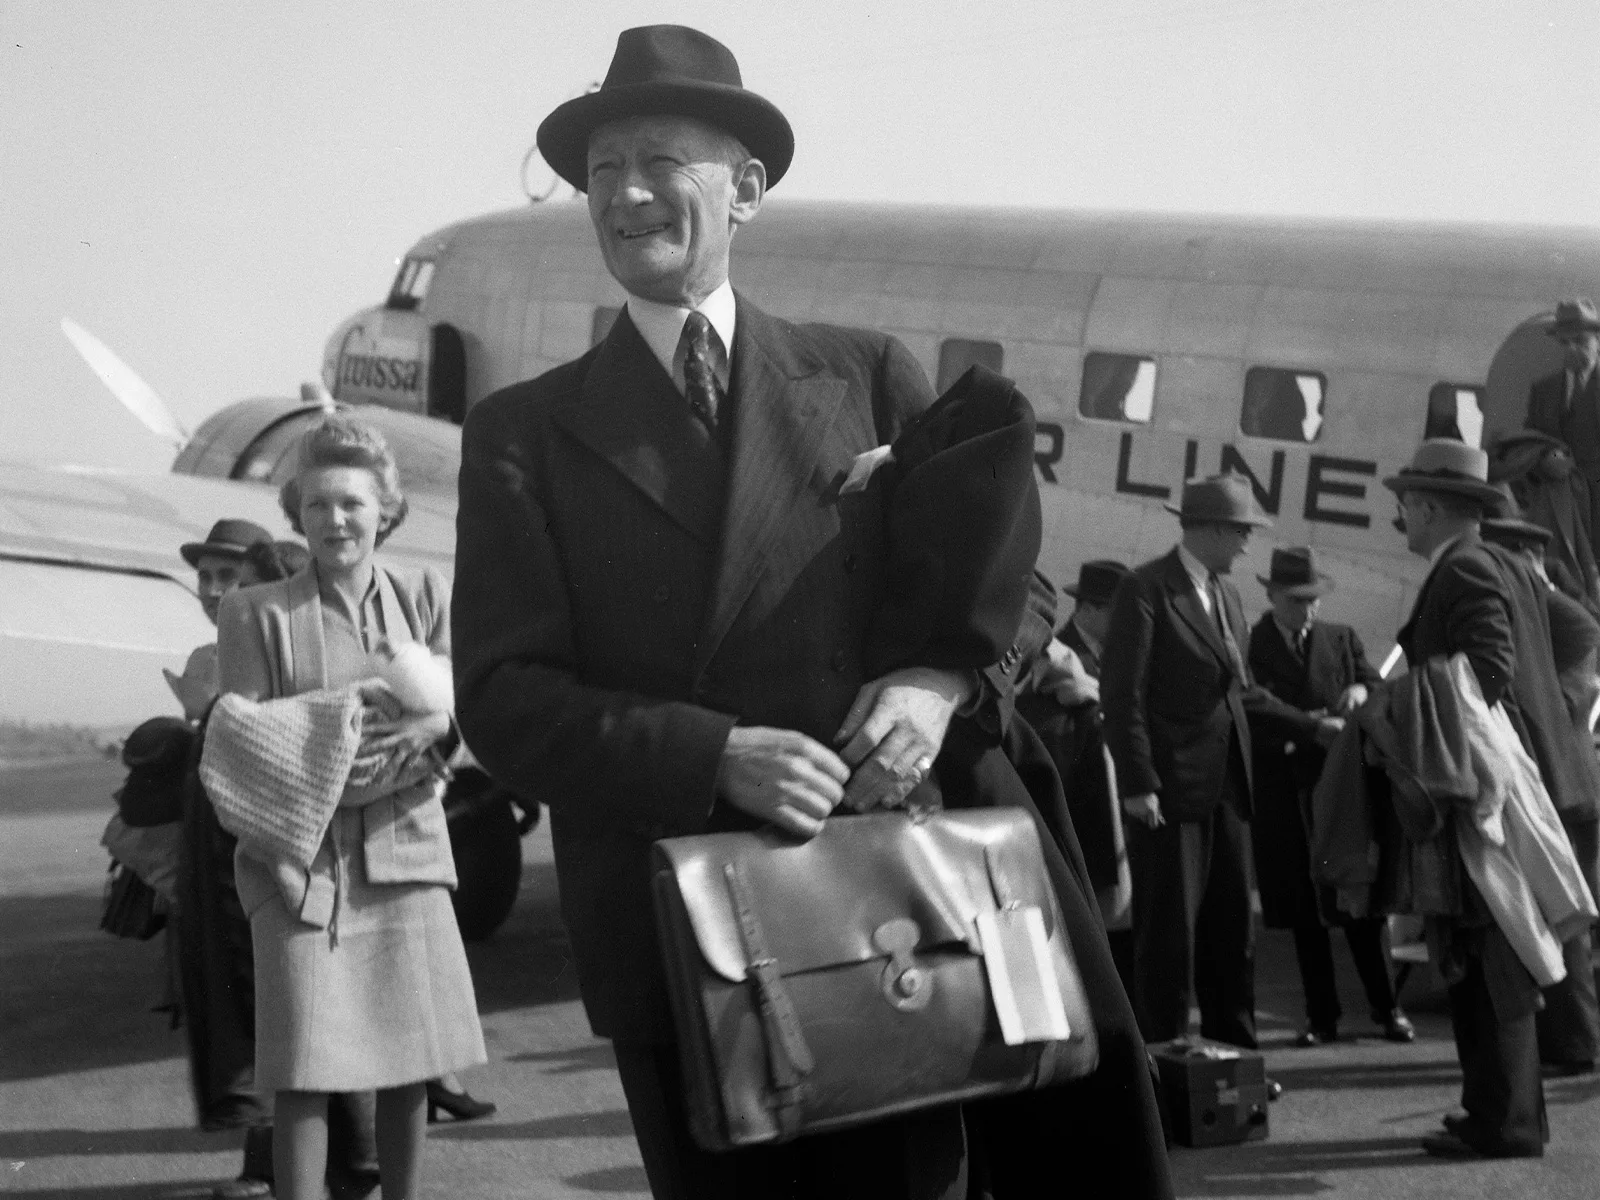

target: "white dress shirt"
[625,280,736,396]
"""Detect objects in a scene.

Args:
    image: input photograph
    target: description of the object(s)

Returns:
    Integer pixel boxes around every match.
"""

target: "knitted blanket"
[201,689,364,871]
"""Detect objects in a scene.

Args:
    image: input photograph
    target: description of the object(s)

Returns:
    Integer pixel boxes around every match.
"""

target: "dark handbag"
[651,807,1098,1150]
[100,860,167,940]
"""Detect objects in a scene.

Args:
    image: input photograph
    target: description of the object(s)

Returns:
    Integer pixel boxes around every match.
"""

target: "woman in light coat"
[215,417,484,1200]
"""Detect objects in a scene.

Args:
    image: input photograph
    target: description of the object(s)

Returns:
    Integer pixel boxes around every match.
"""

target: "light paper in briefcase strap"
[976,906,1072,1044]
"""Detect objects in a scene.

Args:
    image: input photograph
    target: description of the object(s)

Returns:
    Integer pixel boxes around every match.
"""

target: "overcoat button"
[653,585,670,604]
[831,650,848,672]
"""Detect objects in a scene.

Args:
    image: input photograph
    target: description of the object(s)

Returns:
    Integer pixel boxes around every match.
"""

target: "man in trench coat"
[451,24,1171,1200]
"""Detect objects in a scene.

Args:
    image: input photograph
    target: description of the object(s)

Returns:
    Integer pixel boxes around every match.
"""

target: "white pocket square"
[840,445,895,495]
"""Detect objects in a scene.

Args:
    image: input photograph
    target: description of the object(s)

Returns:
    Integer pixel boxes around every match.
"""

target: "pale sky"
[3,0,1597,474]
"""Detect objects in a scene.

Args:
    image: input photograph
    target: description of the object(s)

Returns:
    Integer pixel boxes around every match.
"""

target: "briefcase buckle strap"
[723,862,814,1123]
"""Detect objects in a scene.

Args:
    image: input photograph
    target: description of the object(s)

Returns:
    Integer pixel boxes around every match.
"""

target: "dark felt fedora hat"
[180,518,273,567]
[1258,547,1334,597]
[1547,297,1600,339]
[1164,473,1272,528]
[1382,439,1502,504]
[1481,482,1553,548]
[1063,559,1130,605]
[537,25,794,193]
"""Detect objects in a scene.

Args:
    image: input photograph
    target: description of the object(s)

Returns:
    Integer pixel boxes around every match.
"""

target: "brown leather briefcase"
[651,808,1098,1150]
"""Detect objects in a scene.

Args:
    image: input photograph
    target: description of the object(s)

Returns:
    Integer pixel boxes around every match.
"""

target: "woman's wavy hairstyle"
[278,417,409,547]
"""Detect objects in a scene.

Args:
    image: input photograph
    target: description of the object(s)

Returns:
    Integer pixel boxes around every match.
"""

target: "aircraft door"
[427,323,467,424]
[1482,312,1563,442]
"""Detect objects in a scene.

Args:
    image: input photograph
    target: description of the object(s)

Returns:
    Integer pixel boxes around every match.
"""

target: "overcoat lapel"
[693,301,850,676]
[554,310,725,545]
[1163,551,1229,668]
[284,567,326,695]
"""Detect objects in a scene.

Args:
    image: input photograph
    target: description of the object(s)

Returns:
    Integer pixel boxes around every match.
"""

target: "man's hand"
[1333,684,1369,715]
[834,666,973,813]
[1122,792,1164,828]
[717,726,850,840]
[1313,715,1346,748]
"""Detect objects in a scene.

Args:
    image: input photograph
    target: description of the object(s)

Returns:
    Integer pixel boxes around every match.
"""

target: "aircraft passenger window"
[1079,352,1156,423]
[1241,367,1326,442]
[1425,383,1485,447]
[936,339,1004,393]
[592,306,621,346]
[385,259,435,312]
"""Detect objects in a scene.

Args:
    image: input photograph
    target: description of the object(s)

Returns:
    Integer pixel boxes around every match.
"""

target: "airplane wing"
[0,460,455,728]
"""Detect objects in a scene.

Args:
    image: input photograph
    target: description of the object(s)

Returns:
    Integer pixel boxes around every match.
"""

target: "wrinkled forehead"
[587,113,735,164]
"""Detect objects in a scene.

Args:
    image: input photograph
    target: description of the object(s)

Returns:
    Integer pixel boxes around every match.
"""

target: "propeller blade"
[60,317,189,448]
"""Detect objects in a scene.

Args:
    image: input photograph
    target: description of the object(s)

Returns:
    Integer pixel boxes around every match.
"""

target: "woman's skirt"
[251,824,487,1092]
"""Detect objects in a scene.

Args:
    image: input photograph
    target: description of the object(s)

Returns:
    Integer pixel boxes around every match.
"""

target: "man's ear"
[729,158,766,228]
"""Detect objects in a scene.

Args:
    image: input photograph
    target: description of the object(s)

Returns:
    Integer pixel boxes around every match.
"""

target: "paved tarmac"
[2,756,1597,1199]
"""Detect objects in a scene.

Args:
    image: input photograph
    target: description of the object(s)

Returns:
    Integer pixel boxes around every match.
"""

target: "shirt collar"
[1273,614,1310,647]
[626,280,736,391]
[1175,543,1211,594]
[1428,533,1464,571]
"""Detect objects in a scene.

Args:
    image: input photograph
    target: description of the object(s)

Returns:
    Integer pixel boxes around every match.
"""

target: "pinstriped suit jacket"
[452,296,973,1040]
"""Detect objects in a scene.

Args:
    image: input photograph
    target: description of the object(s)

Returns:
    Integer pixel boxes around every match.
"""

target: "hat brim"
[1161,502,1273,528]
[1482,518,1553,546]
[537,81,794,193]
[1380,473,1503,503]
[1258,574,1335,598]
[180,541,253,568]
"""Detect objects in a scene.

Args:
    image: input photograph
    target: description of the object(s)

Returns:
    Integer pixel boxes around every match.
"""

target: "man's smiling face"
[585,115,761,306]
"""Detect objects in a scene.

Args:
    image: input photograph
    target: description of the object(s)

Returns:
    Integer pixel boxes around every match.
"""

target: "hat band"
[1395,466,1487,484]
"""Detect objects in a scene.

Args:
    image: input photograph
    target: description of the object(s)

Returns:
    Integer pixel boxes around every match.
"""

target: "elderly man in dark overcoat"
[1102,475,1331,1051]
[1525,297,1600,560]
[1245,547,1411,1048]
[450,24,1170,1200]
[1385,438,1600,1157]
[1480,503,1600,1078]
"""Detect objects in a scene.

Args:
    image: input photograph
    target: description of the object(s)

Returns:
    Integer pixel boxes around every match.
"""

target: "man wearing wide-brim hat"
[1385,438,1600,1156]
[452,24,1170,1200]
[1243,548,1411,1049]
[1525,297,1600,557]
[1101,475,1328,1055]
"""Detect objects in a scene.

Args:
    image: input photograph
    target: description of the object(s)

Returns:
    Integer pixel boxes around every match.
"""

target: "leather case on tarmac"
[651,808,1098,1150]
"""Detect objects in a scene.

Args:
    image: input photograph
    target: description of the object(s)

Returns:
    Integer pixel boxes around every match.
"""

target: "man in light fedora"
[1525,297,1600,559]
[451,24,1171,1200]
[1385,437,1597,1157]
[1244,548,1410,1049]
[1102,475,1329,1052]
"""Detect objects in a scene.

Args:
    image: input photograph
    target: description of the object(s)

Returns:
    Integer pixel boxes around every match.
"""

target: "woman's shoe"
[425,1080,497,1123]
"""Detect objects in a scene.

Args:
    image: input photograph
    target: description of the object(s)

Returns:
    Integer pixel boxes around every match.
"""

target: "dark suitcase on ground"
[1152,1038,1269,1147]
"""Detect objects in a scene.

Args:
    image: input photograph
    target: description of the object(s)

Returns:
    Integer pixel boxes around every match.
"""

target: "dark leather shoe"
[1422,1128,1542,1159]
[1378,1009,1415,1043]
[1422,1131,1483,1158]
[211,1180,271,1200]
[1266,1077,1283,1101]
[1293,1025,1338,1047]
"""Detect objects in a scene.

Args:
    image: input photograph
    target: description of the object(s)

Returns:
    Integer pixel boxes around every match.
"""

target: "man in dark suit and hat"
[1245,547,1411,1048]
[1385,437,1596,1157]
[1481,496,1600,1080]
[1525,297,1600,562]
[1102,475,1332,1050]
[451,24,1171,1200]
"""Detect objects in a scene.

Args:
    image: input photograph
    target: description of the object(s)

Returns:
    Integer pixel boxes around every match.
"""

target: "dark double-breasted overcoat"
[452,298,1173,1198]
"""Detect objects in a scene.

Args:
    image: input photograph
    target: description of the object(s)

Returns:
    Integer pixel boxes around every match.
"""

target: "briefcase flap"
[652,809,1057,984]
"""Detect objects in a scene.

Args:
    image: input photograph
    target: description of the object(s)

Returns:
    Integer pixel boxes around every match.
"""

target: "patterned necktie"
[1208,574,1250,683]
[680,311,722,435]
